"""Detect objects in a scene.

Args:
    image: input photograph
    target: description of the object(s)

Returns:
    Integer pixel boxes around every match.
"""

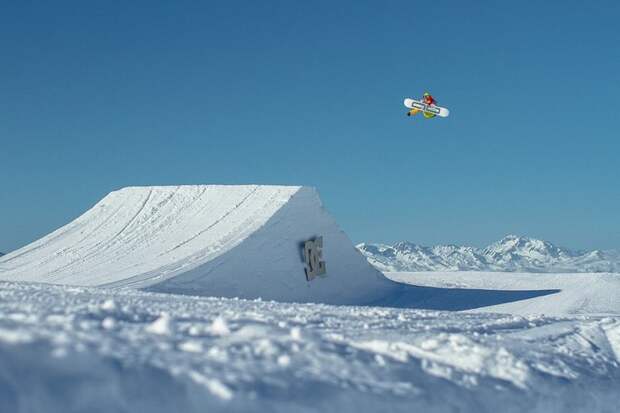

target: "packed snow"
[2,186,619,411]
[0,185,393,305]
[358,235,620,273]
[386,271,620,316]
[0,281,619,413]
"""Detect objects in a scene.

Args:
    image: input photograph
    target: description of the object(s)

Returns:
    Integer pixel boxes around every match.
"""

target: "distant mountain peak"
[357,236,619,273]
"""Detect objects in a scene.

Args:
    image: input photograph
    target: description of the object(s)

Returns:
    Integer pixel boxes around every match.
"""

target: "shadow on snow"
[375,284,561,311]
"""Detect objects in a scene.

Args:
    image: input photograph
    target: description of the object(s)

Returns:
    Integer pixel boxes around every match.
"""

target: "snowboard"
[404,98,450,118]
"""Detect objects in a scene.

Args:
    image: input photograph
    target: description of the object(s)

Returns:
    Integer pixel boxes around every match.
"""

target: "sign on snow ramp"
[0,185,396,305]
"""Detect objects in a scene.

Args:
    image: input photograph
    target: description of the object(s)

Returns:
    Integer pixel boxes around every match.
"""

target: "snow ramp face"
[0,185,396,305]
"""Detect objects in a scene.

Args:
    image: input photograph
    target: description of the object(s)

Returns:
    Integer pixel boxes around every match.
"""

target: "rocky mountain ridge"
[357,235,620,273]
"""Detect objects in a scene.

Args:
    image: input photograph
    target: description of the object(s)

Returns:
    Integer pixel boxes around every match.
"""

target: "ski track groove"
[83,186,212,284]
[108,186,274,289]
[165,186,262,254]
[102,185,294,289]
[106,188,155,248]
[40,189,157,283]
[0,200,113,267]
[67,186,187,283]
[37,201,128,273]
[0,199,126,274]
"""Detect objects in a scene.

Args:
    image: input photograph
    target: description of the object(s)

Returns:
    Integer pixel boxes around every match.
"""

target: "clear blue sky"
[1,1,619,253]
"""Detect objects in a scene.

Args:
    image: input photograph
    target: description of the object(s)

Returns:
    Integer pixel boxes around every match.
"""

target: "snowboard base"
[404,98,450,118]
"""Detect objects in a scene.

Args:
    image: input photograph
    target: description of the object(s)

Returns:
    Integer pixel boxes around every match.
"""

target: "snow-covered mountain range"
[357,235,620,273]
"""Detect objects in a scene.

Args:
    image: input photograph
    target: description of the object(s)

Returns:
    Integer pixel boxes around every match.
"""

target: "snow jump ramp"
[0,185,396,305]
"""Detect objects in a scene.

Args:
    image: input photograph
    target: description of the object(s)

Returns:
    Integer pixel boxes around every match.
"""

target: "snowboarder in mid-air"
[407,92,437,118]
[403,92,449,118]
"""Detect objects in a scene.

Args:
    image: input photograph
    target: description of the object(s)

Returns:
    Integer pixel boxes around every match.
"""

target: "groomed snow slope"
[0,185,394,305]
[386,271,620,316]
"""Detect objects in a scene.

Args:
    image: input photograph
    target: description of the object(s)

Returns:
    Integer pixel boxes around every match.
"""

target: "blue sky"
[1,1,619,253]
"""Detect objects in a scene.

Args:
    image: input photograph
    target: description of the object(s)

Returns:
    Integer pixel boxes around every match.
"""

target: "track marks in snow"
[0,186,305,290]
[166,186,261,254]
[108,187,155,247]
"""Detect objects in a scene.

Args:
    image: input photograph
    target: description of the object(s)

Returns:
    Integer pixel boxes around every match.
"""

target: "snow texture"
[0,280,619,413]
[0,185,394,305]
[385,271,620,316]
[358,235,620,273]
[2,186,620,411]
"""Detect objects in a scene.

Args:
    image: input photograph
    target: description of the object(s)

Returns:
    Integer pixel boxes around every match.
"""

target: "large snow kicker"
[0,185,395,304]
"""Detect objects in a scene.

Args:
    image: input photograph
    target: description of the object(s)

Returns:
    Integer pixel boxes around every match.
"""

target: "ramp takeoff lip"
[0,185,397,305]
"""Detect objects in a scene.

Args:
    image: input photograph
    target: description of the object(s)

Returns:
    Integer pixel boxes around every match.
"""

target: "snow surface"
[358,235,620,273]
[386,271,620,316]
[0,185,394,305]
[0,280,619,413]
[2,186,620,411]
